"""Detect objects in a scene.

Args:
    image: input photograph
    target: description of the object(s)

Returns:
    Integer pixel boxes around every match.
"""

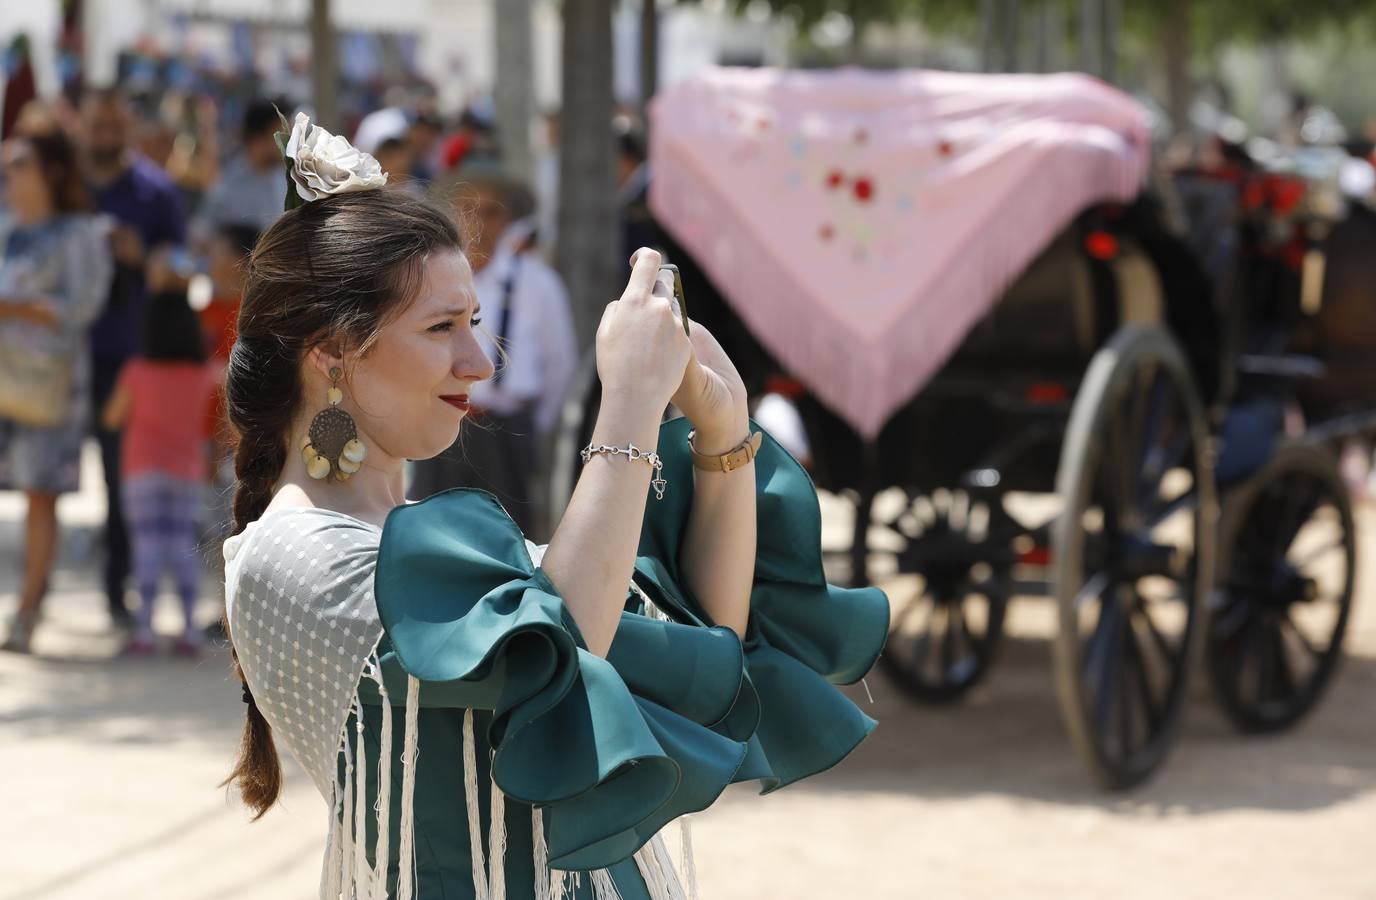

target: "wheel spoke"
[1128,368,1164,466]
[1090,603,1127,740]
[1267,621,1296,700]
[1144,488,1193,532]
[1117,639,1136,754]
[952,597,986,659]
[939,603,958,679]
[1142,405,1186,485]
[1220,609,1254,693]
[1075,571,1112,609]
[1270,479,1319,561]
[947,602,977,678]
[1125,619,1164,732]
[1249,615,1273,705]
[1277,613,1320,662]
[1081,596,1115,679]
[1107,401,1139,517]
[1135,599,1181,670]
[1121,367,1153,474]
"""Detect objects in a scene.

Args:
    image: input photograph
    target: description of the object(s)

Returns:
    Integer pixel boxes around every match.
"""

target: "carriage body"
[554,68,1369,788]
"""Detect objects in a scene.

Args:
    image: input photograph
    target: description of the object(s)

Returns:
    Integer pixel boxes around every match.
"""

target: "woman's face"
[1,140,53,223]
[343,249,495,464]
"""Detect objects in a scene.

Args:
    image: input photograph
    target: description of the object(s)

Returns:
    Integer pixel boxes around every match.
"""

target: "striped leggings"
[121,472,204,639]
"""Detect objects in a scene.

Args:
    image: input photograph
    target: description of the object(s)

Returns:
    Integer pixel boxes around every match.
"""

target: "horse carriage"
[551,68,1373,788]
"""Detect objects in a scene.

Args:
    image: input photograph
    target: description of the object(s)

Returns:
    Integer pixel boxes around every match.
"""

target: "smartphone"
[655,263,690,337]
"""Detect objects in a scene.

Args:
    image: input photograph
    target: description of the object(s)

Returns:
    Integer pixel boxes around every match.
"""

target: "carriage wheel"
[862,488,1013,704]
[1053,327,1216,789]
[1207,444,1355,733]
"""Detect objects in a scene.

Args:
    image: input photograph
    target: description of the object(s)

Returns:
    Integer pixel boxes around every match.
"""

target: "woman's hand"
[595,248,692,416]
[671,321,750,453]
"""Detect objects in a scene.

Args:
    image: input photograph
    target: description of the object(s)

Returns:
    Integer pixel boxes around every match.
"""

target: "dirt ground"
[1,451,1373,900]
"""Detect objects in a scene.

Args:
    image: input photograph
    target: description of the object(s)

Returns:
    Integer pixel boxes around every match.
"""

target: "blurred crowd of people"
[0,79,629,656]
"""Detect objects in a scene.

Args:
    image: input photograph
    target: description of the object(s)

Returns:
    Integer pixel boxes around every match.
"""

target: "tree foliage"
[725,0,972,31]
[1115,0,1376,47]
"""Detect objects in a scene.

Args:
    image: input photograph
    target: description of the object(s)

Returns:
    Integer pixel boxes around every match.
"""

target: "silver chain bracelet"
[579,442,668,500]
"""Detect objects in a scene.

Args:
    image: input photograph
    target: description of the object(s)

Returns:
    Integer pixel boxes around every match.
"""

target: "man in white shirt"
[409,173,578,535]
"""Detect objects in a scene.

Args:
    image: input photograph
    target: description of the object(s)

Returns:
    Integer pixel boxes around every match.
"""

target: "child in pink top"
[102,292,219,657]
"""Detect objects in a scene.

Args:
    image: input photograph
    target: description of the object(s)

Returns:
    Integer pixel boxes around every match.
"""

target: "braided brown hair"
[220,189,460,819]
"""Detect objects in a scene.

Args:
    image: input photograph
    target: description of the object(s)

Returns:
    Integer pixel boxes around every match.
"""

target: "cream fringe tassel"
[353,710,372,896]
[340,726,356,896]
[462,708,491,900]
[320,777,344,900]
[318,659,701,900]
[532,806,555,900]
[488,772,508,899]
[590,867,623,900]
[367,662,393,900]
[396,675,421,899]
[679,816,700,900]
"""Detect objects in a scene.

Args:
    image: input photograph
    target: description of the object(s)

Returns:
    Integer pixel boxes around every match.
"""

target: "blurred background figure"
[100,291,218,659]
[80,86,187,630]
[355,105,428,196]
[407,109,444,185]
[375,136,424,196]
[351,105,409,157]
[198,99,285,234]
[10,98,65,141]
[0,133,113,652]
[614,117,655,264]
[160,94,222,214]
[197,221,258,637]
[409,171,576,537]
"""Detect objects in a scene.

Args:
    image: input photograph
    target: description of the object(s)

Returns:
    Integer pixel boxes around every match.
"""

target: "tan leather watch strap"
[688,430,763,473]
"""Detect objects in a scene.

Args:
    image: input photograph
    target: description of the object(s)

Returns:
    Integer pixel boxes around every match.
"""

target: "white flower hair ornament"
[274,109,388,210]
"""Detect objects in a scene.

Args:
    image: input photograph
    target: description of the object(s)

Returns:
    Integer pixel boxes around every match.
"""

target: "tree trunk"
[1078,0,1101,78]
[1102,0,1119,84]
[556,0,618,350]
[1001,0,1020,73]
[980,0,998,72]
[1261,41,1291,138]
[1034,1,1063,73]
[639,0,658,120]
[495,0,536,183]
[1161,0,1190,133]
[310,0,338,129]
[843,0,866,65]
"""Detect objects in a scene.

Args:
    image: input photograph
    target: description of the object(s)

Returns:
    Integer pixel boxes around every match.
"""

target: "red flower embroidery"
[938,140,954,158]
[825,170,844,190]
[853,177,874,202]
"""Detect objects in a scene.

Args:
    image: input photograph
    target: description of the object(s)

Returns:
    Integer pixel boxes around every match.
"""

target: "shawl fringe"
[318,654,698,899]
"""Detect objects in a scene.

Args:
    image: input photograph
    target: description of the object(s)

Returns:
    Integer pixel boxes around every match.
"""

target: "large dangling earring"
[301,366,367,481]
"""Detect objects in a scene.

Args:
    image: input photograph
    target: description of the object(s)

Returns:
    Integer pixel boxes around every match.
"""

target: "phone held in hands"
[654,263,690,337]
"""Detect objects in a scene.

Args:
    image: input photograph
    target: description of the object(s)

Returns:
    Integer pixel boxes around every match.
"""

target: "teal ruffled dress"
[340,418,888,898]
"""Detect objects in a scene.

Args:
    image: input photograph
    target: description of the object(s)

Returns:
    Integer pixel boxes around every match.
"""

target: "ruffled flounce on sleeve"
[372,417,888,871]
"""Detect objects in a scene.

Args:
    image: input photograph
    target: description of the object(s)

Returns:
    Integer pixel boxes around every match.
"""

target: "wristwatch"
[688,429,763,473]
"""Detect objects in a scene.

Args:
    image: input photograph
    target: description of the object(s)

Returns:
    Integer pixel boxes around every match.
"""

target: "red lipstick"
[441,394,471,412]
